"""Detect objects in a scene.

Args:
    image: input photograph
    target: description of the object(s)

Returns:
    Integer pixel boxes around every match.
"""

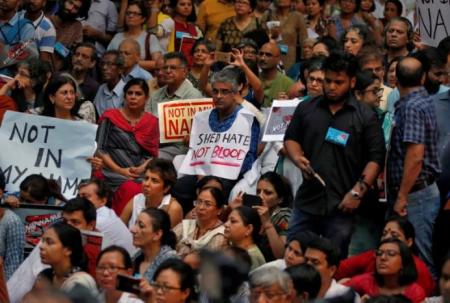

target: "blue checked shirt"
[387,87,441,189]
[0,209,25,279]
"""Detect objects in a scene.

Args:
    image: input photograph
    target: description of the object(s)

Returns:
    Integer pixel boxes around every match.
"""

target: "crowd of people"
[0,0,450,301]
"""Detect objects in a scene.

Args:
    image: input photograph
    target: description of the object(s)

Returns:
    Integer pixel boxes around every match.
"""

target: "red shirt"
[336,250,435,296]
[345,273,426,303]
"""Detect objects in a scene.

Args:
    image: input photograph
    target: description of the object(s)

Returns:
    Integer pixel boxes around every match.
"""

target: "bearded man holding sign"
[176,68,260,212]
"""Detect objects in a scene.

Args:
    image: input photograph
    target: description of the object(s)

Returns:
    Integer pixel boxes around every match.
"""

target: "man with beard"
[258,42,294,107]
[0,0,37,74]
[414,47,449,96]
[387,56,440,278]
[94,50,125,116]
[384,17,413,66]
[69,42,99,101]
[49,0,91,70]
[18,0,56,66]
[284,51,385,258]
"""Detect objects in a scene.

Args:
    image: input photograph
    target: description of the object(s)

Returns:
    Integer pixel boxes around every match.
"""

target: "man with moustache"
[19,0,56,65]
[69,42,99,101]
[384,17,413,66]
[49,0,91,70]
[284,51,385,258]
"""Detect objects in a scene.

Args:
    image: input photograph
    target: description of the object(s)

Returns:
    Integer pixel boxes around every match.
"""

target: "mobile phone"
[215,51,231,63]
[242,193,262,207]
[116,274,141,295]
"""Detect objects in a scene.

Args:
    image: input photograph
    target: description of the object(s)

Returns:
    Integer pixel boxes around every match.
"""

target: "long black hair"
[41,73,80,118]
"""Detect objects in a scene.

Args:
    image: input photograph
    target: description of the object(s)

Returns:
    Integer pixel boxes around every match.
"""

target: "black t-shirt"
[284,95,385,215]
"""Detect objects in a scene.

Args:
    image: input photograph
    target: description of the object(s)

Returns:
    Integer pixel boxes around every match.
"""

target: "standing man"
[387,56,440,276]
[94,50,125,116]
[384,17,412,65]
[284,51,385,257]
[258,42,294,108]
[69,42,99,101]
[20,0,56,66]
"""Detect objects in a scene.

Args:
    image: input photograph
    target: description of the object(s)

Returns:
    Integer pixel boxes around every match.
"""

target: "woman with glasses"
[108,0,163,72]
[121,158,183,228]
[131,208,179,282]
[344,238,426,303]
[96,245,144,303]
[173,187,228,258]
[145,259,197,303]
[216,0,259,51]
[336,216,435,297]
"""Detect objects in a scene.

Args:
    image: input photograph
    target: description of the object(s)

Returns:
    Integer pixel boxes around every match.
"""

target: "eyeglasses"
[375,249,400,257]
[211,88,233,96]
[95,266,126,274]
[125,11,142,17]
[250,290,288,301]
[307,76,324,84]
[364,87,384,95]
[150,282,182,293]
[162,65,185,71]
[193,199,216,208]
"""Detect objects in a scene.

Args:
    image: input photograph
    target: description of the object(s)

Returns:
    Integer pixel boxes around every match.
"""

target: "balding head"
[396,56,424,88]
[258,42,281,71]
[119,39,141,70]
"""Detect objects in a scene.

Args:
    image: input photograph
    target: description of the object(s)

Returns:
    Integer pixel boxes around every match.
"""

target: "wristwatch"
[350,189,362,200]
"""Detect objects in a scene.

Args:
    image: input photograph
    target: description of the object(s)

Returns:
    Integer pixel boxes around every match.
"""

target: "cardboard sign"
[179,108,255,180]
[158,99,214,143]
[417,0,450,47]
[262,99,301,142]
[1,203,63,252]
[0,111,97,198]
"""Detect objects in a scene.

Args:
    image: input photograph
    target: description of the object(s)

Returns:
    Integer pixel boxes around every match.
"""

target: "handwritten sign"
[179,108,255,180]
[262,99,301,142]
[417,0,450,47]
[0,111,97,198]
[158,99,214,143]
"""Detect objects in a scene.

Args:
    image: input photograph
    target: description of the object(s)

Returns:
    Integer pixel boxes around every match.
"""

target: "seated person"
[120,158,183,228]
[249,267,293,302]
[225,206,266,270]
[345,238,426,303]
[285,263,322,303]
[175,68,260,206]
[173,187,228,258]
[96,78,159,205]
[335,216,435,296]
[3,174,66,207]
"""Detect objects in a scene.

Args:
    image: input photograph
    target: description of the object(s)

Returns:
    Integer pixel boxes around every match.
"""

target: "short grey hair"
[119,38,141,56]
[210,69,240,93]
[249,267,292,293]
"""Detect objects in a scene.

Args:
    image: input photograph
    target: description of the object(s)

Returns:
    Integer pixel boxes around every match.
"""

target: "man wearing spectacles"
[94,50,126,115]
[149,52,202,160]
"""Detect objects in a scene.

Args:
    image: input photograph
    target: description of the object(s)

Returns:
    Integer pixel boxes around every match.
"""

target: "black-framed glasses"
[211,88,233,96]
[95,266,126,274]
[364,87,384,95]
[150,282,182,293]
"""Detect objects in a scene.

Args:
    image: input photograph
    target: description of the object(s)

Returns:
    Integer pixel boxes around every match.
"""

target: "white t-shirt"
[128,193,172,229]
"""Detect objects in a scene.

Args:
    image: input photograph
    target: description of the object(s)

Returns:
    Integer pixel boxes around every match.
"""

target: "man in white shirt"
[304,237,360,302]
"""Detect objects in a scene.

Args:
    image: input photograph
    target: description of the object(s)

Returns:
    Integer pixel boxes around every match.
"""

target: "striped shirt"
[18,11,56,53]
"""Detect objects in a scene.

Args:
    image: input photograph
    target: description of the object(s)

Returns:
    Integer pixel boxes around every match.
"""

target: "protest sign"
[262,99,302,142]
[179,108,255,180]
[0,203,63,253]
[417,0,450,47]
[0,111,97,198]
[158,98,214,143]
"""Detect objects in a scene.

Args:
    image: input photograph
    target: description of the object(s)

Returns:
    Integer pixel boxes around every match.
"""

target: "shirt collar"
[162,79,190,99]
[395,87,428,109]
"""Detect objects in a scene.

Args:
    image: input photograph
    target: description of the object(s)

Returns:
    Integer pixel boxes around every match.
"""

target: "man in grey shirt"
[149,52,203,160]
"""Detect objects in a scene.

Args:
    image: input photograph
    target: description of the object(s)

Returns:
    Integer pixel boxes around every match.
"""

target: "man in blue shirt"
[0,0,38,74]
[387,56,441,277]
